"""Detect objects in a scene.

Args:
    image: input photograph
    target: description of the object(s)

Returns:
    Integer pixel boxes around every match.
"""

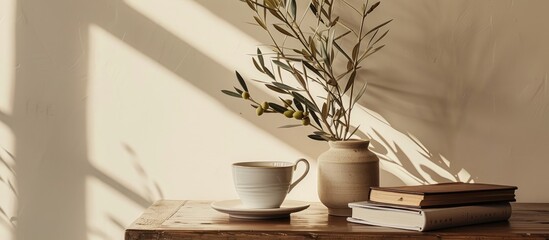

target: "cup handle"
[288,158,310,193]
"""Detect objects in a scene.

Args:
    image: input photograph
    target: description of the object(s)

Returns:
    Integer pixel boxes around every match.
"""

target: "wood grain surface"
[126,200,549,240]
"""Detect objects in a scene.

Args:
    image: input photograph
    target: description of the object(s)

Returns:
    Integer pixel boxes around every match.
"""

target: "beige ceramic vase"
[317,139,379,216]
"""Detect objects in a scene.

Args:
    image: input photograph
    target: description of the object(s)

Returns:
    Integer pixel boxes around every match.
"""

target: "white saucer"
[211,199,310,219]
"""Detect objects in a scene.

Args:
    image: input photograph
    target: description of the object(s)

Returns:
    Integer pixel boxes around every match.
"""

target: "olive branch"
[222,0,391,141]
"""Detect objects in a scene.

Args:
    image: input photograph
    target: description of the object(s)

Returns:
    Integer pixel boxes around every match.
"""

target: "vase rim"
[329,139,369,142]
[328,139,370,148]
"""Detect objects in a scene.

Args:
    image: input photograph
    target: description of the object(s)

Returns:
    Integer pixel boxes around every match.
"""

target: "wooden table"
[125,200,549,239]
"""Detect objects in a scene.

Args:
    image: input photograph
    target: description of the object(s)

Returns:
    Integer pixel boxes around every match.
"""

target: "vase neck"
[328,139,370,149]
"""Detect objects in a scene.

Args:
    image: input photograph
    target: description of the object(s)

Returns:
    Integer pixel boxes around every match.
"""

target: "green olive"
[283,110,295,118]
[261,102,269,110]
[293,111,304,120]
[256,106,264,116]
[302,117,310,126]
[284,99,293,107]
[242,91,250,100]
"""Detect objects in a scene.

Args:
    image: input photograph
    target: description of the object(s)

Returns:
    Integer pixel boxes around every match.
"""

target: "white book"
[347,201,512,231]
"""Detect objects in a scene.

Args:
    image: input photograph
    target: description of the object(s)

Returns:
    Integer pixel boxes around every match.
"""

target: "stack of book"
[347,182,518,231]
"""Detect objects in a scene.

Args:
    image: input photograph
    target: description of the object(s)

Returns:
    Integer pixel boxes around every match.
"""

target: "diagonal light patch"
[85,0,328,204]
[0,0,15,151]
[0,0,15,116]
[87,24,168,240]
[87,24,172,201]
[96,0,321,149]
[95,1,323,161]
[123,0,260,77]
[87,18,308,201]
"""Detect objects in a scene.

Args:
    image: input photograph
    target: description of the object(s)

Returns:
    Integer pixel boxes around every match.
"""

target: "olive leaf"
[279,124,302,128]
[269,102,288,113]
[244,0,256,11]
[351,42,360,60]
[272,60,293,72]
[252,58,264,73]
[326,29,335,61]
[347,125,362,138]
[367,1,381,14]
[372,29,390,46]
[273,82,301,91]
[308,131,334,141]
[265,84,288,94]
[293,97,304,111]
[308,134,326,141]
[235,71,248,92]
[292,91,320,113]
[302,61,321,77]
[257,48,265,67]
[334,41,352,63]
[344,71,357,93]
[359,45,385,62]
[363,19,393,39]
[321,102,329,119]
[254,16,267,30]
[293,70,307,88]
[221,90,241,98]
[309,110,322,128]
[273,24,294,38]
[272,10,285,21]
[263,67,275,79]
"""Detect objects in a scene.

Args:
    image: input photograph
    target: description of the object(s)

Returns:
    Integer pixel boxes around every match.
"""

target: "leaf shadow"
[121,142,164,200]
[194,0,475,185]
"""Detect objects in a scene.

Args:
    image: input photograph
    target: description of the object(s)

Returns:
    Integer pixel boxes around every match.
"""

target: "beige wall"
[0,0,548,239]
[365,0,549,197]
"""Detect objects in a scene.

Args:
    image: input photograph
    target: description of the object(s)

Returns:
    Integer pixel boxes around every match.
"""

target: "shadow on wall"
[343,0,486,184]
[11,0,162,239]
[9,0,327,239]
[194,0,474,185]
[85,143,163,239]
[9,0,549,239]
[357,0,549,193]
[0,148,16,239]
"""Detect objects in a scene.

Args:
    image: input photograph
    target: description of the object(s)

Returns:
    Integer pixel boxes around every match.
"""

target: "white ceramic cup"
[232,159,310,209]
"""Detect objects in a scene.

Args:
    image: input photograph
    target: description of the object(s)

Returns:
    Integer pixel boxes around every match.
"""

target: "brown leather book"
[369,182,517,208]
